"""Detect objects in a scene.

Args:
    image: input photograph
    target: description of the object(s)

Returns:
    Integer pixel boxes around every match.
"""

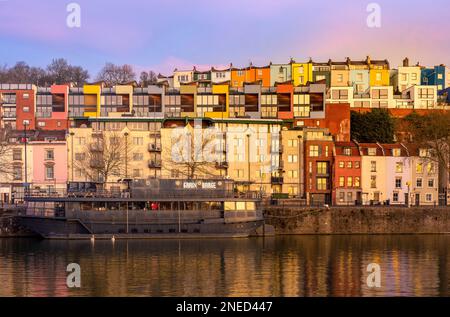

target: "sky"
[0,0,449,78]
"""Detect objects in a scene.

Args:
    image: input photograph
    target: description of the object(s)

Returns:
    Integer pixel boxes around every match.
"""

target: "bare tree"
[162,127,220,179]
[0,126,15,178]
[46,58,89,86]
[96,63,136,86]
[139,70,157,86]
[0,59,89,86]
[74,132,133,185]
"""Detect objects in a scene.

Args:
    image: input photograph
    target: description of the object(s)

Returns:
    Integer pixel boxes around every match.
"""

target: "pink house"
[30,131,67,192]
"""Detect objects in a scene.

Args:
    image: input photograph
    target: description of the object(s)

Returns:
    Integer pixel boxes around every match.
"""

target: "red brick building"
[303,128,334,205]
[0,84,36,130]
[332,141,362,205]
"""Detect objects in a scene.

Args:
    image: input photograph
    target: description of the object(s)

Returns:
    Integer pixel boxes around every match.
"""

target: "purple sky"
[0,0,449,77]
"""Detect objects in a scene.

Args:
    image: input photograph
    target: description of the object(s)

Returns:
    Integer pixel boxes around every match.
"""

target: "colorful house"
[368,56,390,87]
[291,59,313,86]
[303,128,334,205]
[270,63,292,86]
[382,143,412,205]
[211,66,231,84]
[358,142,387,205]
[230,63,270,88]
[332,141,362,205]
[421,65,446,92]
[390,58,421,93]
[0,84,36,130]
[349,58,370,94]
[312,62,331,87]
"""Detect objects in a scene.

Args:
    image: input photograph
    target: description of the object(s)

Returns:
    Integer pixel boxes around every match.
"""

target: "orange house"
[276,83,294,119]
[231,64,270,87]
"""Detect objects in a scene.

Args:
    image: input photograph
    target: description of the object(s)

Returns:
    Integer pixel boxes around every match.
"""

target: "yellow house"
[203,84,229,118]
[291,60,313,86]
[368,56,390,86]
[83,84,101,117]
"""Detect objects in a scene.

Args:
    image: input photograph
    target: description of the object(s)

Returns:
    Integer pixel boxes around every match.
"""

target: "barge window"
[236,201,246,210]
[246,202,255,210]
[224,202,235,210]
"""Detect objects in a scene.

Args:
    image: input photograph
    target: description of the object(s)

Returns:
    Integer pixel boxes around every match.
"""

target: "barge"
[19,179,264,239]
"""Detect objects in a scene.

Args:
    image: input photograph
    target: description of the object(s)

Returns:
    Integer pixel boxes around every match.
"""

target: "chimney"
[403,57,409,67]
[366,55,371,65]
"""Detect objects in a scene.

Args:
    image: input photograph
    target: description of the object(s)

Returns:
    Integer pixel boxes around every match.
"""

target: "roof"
[380,143,409,156]
[357,143,384,156]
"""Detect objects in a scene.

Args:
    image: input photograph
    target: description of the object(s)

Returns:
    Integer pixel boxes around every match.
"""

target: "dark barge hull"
[18,215,264,239]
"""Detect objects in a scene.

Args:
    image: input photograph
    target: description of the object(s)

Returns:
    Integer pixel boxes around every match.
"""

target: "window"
[38,121,46,127]
[370,176,377,188]
[309,145,319,157]
[287,139,298,147]
[376,73,382,81]
[288,155,298,163]
[343,147,351,156]
[13,149,22,161]
[13,166,22,180]
[347,161,352,168]
[427,163,434,173]
[317,162,328,175]
[428,179,434,188]
[347,192,353,201]
[287,170,298,178]
[391,149,400,157]
[370,161,377,172]
[395,162,403,173]
[316,178,328,190]
[23,106,30,112]
[45,165,54,179]
[133,137,143,145]
[23,93,29,99]
[355,161,360,169]
[426,193,432,202]
[75,153,85,161]
[395,177,402,188]
[337,74,343,83]
[77,137,86,145]
[133,153,143,161]
[132,169,142,178]
[368,148,377,156]
[416,178,423,188]
[339,176,345,187]
[416,163,423,173]
[45,149,54,160]
[393,192,399,202]
[354,177,360,187]
[347,177,353,187]
[339,161,344,168]
[339,192,345,202]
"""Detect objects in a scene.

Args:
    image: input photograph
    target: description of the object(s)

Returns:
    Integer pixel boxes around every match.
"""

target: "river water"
[0,235,449,296]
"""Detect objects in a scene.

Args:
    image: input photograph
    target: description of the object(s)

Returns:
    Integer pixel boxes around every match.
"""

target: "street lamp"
[23,120,30,196]
[124,132,129,179]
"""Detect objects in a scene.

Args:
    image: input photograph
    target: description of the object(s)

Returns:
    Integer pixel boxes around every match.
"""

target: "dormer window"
[392,148,401,157]
[368,148,377,156]
[343,147,351,156]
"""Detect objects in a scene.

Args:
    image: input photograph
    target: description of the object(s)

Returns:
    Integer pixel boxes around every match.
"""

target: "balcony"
[89,143,104,152]
[148,143,161,152]
[148,160,161,168]
[271,176,284,184]
[215,161,228,169]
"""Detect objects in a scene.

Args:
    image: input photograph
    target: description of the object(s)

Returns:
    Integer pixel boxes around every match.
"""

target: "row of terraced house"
[0,56,449,206]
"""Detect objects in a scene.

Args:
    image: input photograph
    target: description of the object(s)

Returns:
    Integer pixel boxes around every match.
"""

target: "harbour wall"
[263,207,450,234]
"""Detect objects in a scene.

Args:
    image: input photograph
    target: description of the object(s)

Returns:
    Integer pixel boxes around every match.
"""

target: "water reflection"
[0,235,449,296]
